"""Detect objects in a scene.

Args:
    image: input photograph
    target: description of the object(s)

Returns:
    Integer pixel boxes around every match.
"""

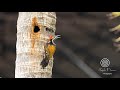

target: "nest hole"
[34,26,40,33]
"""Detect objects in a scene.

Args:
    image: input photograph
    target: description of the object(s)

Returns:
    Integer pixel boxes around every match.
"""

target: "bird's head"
[48,35,61,45]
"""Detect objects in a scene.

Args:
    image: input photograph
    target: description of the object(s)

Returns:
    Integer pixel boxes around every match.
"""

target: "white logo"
[99,58,116,76]
[100,58,110,67]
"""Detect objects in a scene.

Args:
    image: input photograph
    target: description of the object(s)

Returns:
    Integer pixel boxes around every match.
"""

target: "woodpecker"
[41,35,61,69]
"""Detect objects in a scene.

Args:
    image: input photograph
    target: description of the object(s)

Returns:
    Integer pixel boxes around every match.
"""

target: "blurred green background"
[0,12,120,78]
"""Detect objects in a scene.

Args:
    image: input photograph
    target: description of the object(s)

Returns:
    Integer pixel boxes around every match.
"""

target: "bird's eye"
[50,29,54,33]
[45,27,54,33]
[46,27,49,32]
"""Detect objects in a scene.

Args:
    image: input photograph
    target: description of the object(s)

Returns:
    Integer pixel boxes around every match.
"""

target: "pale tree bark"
[15,12,56,78]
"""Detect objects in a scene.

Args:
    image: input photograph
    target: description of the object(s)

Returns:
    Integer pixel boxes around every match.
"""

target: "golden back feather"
[46,44,56,59]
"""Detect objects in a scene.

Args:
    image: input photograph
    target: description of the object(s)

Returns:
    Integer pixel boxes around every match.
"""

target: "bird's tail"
[41,56,49,69]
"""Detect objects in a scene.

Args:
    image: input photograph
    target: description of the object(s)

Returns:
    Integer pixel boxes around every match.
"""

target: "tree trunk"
[15,12,56,78]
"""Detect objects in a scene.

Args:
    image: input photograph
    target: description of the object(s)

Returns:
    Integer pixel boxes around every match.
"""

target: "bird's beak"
[54,35,61,40]
[52,35,61,45]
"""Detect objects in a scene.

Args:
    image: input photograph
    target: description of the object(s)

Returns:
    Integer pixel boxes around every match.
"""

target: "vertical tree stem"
[15,12,56,78]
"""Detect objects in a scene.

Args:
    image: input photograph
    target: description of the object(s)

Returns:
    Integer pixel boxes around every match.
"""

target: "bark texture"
[15,12,56,78]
